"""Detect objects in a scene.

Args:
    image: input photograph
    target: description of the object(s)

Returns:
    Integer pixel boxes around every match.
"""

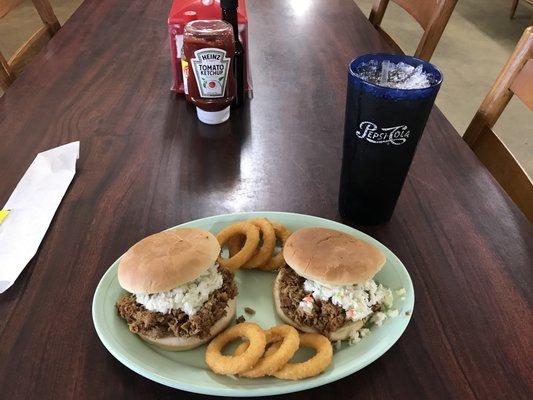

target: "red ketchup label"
[183,20,235,124]
[190,48,231,98]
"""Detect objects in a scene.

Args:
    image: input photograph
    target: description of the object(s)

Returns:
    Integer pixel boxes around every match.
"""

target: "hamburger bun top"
[283,227,385,285]
[118,228,221,294]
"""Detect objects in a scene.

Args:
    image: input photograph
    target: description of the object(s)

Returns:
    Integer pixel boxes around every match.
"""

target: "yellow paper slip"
[0,209,9,224]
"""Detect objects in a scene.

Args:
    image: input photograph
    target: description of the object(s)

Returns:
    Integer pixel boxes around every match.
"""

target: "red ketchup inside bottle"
[183,20,235,125]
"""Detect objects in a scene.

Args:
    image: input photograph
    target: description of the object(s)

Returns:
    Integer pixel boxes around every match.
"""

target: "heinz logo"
[355,121,410,145]
[200,53,221,61]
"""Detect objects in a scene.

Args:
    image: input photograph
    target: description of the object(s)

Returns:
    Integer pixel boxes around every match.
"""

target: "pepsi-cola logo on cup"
[355,121,410,145]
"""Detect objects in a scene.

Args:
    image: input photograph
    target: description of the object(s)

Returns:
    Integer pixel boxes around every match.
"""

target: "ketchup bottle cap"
[183,11,197,23]
[221,0,238,10]
[196,106,231,125]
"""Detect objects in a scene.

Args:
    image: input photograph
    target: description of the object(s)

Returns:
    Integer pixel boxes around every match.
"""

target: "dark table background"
[0,0,531,399]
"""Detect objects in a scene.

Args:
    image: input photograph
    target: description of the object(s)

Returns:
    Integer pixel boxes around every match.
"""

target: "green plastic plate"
[92,212,414,397]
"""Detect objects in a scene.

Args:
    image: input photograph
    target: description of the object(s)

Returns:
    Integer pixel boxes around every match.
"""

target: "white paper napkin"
[0,141,80,293]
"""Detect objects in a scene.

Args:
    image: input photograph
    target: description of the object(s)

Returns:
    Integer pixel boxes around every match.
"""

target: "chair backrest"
[369,0,458,61]
[464,26,533,222]
[0,0,60,91]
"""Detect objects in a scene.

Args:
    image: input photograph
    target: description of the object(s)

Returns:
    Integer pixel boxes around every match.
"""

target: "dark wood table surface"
[0,0,531,398]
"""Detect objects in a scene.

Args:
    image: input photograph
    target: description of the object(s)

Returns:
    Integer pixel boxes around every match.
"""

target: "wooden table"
[0,0,531,398]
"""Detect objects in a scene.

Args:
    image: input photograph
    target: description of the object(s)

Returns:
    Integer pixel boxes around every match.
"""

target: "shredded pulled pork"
[278,267,346,335]
[116,267,237,339]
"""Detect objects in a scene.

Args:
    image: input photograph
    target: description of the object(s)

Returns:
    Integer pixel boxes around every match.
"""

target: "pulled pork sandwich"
[273,227,391,341]
[116,228,237,351]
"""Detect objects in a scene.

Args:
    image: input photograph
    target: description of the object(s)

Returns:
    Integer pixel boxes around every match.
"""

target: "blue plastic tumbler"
[339,54,443,225]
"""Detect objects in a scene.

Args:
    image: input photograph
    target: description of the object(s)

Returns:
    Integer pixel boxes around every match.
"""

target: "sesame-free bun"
[283,227,386,286]
[118,228,221,294]
[272,273,365,340]
[138,298,236,351]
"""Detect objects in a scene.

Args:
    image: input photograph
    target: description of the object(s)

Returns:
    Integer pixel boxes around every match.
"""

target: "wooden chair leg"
[32,0,61,34]
[510,0,519,19]
[0,52,16,91]
[369,0,389,27]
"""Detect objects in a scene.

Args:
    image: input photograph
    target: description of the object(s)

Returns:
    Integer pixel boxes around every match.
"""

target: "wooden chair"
[0,0,60,91]
[510,0,533,19]
[369,0,458,61]
[464,26,533,222]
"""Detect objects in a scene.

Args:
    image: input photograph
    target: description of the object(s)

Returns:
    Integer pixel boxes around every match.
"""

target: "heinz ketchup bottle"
[183,20,235,124]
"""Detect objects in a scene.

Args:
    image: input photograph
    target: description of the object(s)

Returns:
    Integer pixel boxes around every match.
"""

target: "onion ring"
[216,222,260,272]
[233,325,300,378]
[272,333,333,380]
[234,341,278,357]
[234,340,280,358]
[245,218,276,268]
[259,222,292,271]
[228,218,276,269]
[205,322,266,375]
[227,235,242,259]
[229,222,291,271]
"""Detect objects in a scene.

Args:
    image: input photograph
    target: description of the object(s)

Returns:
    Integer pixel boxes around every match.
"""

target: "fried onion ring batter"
[240,218,277,268]
[205,322,266,375]
[216,222,260,272]
[233,324,300,378]
[272,333,333,380]
[229,221,291,271]
[259,222,292,271]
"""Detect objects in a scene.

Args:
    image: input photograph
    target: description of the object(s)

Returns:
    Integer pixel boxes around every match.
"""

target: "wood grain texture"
[31,0,61,34]
[0,0,59,90]
[0,51,15,89]
[8,26,52,76]
[467,126,533,221]
[510,59,533,110]
[0,1,531,399]
[464,26,533,221]
[464,26,533,144]
[369,0,458,61]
